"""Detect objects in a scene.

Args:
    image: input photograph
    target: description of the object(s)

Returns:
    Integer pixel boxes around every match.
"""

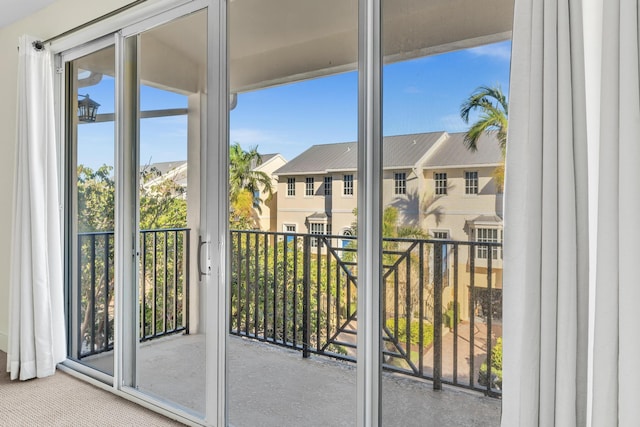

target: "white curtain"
[591,0,640,425]
[7,35,66,381]
[502,0,590,425]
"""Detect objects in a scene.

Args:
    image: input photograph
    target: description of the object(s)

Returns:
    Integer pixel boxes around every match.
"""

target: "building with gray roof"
[274,131,504,263]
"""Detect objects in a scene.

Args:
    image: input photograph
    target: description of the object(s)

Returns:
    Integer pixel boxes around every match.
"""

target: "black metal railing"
[77,228,190,358]
[230,230,503,396]
[77,231,114,358]
[229,231,358,359]
[139,228,190,342]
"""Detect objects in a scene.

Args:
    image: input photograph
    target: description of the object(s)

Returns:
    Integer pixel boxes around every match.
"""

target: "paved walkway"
[334,317,502,390]
[425,319,502,387]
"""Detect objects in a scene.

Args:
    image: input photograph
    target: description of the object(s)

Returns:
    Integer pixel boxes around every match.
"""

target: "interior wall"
[0,0,136,353]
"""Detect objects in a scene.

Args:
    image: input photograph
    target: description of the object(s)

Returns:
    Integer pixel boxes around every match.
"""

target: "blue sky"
[77,40,511,168]
[231,40,511,161]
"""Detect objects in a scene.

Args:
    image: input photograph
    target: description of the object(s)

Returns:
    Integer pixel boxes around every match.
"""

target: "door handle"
[198,235,209,280]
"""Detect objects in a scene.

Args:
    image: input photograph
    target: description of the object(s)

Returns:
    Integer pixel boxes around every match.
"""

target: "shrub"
[443,301,461,330]
[478,337,502,389]
[386,318,434,348]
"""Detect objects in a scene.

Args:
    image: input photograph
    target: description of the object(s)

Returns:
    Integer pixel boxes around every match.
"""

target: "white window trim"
[343,174,354,196]
[305,177,315,197]
[394,172,407,195]
[434,172,447,196]
[324,176,332,196]
[475,227,502,259]
[464,171,479,195]
[286,177,296,197]
[431,229,450,240]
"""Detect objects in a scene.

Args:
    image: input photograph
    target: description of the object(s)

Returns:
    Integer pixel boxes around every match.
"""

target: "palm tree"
[229,142,274,212]
[459,85,508,155]
[460,85,508,192]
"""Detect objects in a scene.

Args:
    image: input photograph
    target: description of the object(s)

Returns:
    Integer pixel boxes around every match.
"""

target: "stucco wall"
[0,0,135,352]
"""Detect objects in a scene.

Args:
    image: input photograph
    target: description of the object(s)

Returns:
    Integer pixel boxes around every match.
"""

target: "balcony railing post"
[303,234,311,358]
[433,241,443,391]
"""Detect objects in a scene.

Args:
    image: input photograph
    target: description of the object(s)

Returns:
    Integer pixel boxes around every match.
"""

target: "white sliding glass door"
[122,8,209,416]
[62,2,225,424]
[59,1,512,425]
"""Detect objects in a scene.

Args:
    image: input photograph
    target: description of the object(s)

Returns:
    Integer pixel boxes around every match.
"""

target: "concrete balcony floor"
[134,335,501,427]
[82,333,501,426]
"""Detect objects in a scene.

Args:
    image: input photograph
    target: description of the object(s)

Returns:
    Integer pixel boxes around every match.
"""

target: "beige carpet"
[0,351,184,426]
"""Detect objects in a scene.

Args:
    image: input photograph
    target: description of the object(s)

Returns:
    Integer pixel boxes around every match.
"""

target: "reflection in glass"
[69,45,116,377]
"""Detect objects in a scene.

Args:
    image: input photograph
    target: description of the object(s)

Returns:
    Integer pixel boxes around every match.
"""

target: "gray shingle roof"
[146,160,187,175]
[307,212,331,220]
[274,132,446,175]
[144,161,188,188]
[250,153,281,170]
[467,214,503,224]
[422,132,502,168]
[260,153,278,164]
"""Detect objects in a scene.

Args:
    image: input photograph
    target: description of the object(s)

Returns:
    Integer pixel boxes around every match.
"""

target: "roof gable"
[422,132,502,169]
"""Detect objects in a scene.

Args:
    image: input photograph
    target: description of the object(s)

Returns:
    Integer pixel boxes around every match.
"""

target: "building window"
[434,172,447,195]
[465,171,478,195]
[287,177,295,196]
[324,176,332,196]
[432,230,449,240]
[253,190,260,208]
[343,174,354,195]
[305,177,314,196]
[394,172,407,195]
[310,222,325,247]
[283,224,296,243]
[476,228,501,259]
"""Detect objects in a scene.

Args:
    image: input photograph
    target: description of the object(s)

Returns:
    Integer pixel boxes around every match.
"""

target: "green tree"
[350,206,428,240]
[459,85,508,154]
[139,165,187,229]
[229,143,274,213]
[230,189,258,230]
[76,163,187,231]
[77,164,115,232]
[460,85,508,191]
[76,163,188,353]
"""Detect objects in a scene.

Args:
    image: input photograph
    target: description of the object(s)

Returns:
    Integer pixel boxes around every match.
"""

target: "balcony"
[76,228,502,423]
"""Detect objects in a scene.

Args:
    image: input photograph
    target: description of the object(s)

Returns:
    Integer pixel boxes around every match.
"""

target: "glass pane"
[133,9,207,415]
[69,45,116,376]
[228,1,357,425]
[380,0,511,424]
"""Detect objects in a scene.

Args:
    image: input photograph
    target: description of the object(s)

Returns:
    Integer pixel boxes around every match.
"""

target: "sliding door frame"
[54,0,386,424]
[55,1,223,425]
[356,0,383,426]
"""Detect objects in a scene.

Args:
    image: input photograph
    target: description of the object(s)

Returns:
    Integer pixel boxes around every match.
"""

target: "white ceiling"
[49,0,515,94]
[0,0,56,29]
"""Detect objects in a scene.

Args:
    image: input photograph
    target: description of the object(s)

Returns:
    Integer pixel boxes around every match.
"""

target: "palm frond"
[460,84,508,155]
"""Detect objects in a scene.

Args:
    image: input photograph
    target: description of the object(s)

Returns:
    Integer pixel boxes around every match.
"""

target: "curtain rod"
[39,0,149,45]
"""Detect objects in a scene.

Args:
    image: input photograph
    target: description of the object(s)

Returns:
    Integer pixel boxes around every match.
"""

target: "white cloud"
[467,44,511,61]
